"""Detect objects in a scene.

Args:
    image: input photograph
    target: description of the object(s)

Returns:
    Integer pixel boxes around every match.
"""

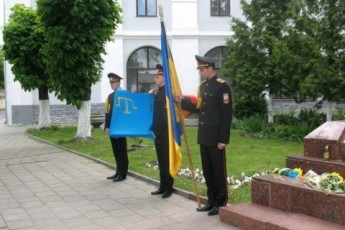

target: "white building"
[2,0,243,125]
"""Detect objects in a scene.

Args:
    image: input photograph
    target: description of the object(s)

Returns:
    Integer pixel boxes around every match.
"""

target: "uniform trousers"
[155,142,174,193]
[109,137,128,177]
[200,144,228,207]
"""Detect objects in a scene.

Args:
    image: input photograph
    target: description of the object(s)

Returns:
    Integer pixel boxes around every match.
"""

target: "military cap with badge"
[195,55,218,69]
[108,72,122,83]
[155,64,164,75]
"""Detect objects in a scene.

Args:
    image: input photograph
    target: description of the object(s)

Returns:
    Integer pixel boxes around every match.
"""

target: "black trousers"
[109,137,128,177]
[155,142,174,193]
[200,144,228,207]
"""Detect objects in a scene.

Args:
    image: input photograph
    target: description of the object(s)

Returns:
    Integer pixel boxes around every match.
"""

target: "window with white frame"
[211,0,230,16]
[127,47,162,92]
[137,0,157,17]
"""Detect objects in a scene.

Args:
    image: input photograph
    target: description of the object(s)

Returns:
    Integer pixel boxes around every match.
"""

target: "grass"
[27,125,303,204]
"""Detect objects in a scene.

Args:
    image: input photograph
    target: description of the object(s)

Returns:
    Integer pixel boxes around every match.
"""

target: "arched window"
[205,46,229,82]
[127,47,162,93]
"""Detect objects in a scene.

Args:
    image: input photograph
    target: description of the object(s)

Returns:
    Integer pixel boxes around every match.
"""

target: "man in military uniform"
[179,55,232,215]
[104,73,128,182]
[150,64,174,198]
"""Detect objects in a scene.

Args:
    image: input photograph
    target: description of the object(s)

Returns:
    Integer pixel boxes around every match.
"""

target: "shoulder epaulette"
[216,78,226,84]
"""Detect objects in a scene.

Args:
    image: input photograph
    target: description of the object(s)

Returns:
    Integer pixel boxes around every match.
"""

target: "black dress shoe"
[207,207,219,216]
[161,192,172,198]
[113,175,125,182]
[107,174,118,180]
[151,189,164,195]
[196,204,213,212]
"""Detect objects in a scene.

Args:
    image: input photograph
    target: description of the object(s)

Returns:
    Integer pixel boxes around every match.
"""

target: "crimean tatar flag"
[160,19,183,178]
[109,90,154,140]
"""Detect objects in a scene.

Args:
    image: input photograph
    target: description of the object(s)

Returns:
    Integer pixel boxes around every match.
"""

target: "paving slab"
[0,115,238,230]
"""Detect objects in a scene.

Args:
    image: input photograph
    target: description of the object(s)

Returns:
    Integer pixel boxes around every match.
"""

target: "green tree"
[2,4,51,128]
[299,0,345,120]
[225,0,345,123]
[37,0,122,138]
[223,0,301,123]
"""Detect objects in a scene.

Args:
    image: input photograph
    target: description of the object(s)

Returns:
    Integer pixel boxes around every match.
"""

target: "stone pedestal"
[287,155,345,177]
[303,121,345,160]
[287,121,345,176]
[220,203,344,230]
[219,174,345,229]
[220,121,345,229]
[251,174,345,225]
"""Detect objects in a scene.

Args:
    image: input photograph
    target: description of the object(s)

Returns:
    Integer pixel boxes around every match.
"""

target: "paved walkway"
[0,114,237,230]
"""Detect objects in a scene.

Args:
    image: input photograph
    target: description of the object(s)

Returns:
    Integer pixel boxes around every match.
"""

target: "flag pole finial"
[158,4,164,22]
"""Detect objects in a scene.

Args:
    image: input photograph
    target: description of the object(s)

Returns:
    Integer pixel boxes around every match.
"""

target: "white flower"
[242,177,251,184]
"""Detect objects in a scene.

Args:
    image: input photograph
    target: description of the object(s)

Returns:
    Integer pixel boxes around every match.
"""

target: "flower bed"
[145,162,270,190]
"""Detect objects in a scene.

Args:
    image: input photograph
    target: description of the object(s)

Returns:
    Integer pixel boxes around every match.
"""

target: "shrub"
[270,123,315,141]
[274,113,299,126]
[238,115,267,134]
[233,96,267,120]
[332,109,345,121]
[298,108,326,127]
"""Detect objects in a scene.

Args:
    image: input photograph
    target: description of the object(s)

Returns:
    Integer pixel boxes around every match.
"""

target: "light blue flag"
[109,90,154,139]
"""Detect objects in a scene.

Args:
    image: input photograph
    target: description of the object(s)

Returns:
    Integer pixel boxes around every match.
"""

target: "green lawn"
[27,126,303,204]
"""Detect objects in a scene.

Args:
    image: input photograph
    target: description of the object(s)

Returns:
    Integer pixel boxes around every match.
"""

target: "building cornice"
[114,30,234,39]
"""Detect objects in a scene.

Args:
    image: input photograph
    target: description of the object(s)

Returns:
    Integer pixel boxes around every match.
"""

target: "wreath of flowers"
[318,172,344,194]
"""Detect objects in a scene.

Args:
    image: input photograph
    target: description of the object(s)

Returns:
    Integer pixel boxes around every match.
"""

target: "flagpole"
[178,104,201,208]
[158,5,201,208]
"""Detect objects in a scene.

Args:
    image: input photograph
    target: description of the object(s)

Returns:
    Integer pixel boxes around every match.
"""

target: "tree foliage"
[36,0,122,108]
[224,0,300,100]
[2,4,48,97]
[224,0,345,110]
[299,0,345,102]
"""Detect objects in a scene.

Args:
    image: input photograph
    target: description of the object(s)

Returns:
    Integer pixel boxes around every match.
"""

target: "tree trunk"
[38,86,51,129]
[326,101,333,121]
[76,88,92,139]
[267,93,274,124]
[294,103,303,118]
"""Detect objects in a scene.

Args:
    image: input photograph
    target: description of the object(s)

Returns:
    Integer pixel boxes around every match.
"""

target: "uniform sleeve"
[181,85,201,113]
[181,99,199,113]
[104,95,111,130]
[218,84,233,144]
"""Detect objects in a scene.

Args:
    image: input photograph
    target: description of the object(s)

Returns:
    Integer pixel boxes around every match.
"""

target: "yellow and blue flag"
[161,20,183,177]
[109,90,154,139]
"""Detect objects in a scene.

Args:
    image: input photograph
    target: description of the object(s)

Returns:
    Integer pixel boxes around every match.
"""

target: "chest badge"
[223,93,230,104]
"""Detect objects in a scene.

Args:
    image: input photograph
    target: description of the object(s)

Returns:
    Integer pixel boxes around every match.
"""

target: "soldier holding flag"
[150,64,174,199]
[178,55,233,216]
[104,73,129,182]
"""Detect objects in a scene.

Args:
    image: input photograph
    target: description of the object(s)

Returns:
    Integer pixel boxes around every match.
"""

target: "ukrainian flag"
[160,19,183,178]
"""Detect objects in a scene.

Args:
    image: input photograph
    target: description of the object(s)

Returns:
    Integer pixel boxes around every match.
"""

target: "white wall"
[171,38,199,96]
[3,0,243,124]
[172,0,197,31]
